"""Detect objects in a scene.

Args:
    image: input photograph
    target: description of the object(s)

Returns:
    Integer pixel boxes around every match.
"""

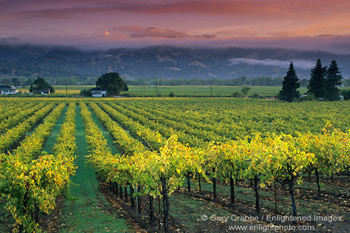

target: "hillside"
[1,44,349,82]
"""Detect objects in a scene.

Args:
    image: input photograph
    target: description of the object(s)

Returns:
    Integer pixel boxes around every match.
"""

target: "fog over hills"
[1,43,349,82]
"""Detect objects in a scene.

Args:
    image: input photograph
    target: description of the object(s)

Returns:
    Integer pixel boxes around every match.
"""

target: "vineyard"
[0,97,349,232]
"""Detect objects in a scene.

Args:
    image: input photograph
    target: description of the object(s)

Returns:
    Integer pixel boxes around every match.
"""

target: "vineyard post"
[21,184,29,232]
[230,176,235,205]
[125,186,128,202]
[112,182,116,194]
[120,185,123,199]
[34,202,39,224]
[158,196,162,230]
[331,172,334,183]
[212,168,217,200]
[149,195,155,222]
[161,176,169,232]
[289,181,297,216]
[287,163,297,216]
[137,186,142,214]
[315,168,321,196]
[187,172,191,192]
[274,179,277,214]
[130,187,135,207]
[253,175,260,214]
[197,172,202,193]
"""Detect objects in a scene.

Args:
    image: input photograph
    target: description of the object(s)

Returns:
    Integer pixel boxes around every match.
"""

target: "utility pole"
[211,83,213,97]
[144,78,146,98]
[66,79,68,97]
[156,79,158,97]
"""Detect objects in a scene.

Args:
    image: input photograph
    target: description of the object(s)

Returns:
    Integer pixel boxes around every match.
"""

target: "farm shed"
[0,85,17,95]
[91,87,107,97]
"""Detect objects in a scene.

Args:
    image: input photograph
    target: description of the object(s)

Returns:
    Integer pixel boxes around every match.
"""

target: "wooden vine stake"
[161,176,169,232]
[130,187,135,207]
[187,172,191,192]
[253,175,260,214]
[212,168,217,200]
[230,176,235,205]
[149,195,155,222]
[274,179,277,214]
[137,186,142,214]
[197,172,202,193]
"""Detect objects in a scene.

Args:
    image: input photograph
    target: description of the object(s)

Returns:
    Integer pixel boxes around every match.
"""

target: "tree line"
[278,59,343,102]
[1,76,286,87]
[3,75,350,88]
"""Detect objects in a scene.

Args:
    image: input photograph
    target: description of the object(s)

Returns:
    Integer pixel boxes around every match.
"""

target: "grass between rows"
[58,104,130,233]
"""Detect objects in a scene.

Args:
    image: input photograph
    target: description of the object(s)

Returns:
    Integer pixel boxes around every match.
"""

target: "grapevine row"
[89,102,147,155]
[95,100,350,221]
[0,103,55,153]
[97,102,350,223]
[0,103,78,232]
[107,102,206,147]
[118,101,231,141]
[84,102,205,231]
[12,103,66,162]
[0,101,36,122]
[0,103,45,135]
[98,102,166,150]
[129,99,350,137]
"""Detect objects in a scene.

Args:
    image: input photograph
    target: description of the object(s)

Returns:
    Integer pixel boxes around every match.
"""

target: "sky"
[1,0,350,53]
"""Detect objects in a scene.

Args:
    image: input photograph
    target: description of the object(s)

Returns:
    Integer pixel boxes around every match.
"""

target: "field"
[18,85,308,97]
[0,97,349,233]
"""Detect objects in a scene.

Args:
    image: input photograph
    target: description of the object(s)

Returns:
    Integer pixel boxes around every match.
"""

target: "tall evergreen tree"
[278,63,300,102]
[307,59,327,99]
[324,60,343,101]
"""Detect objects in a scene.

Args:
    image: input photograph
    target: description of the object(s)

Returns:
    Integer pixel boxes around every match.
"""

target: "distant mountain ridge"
[0,44,349,81]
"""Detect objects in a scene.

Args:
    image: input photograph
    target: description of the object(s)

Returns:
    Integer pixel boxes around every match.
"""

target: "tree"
[23,77,32,87]
[1,78,11,85]
[241,86,251,96]
[80,88,92,97]
[278,63,300,102]
[324,60,343,101]
[307,59,327,99]
[29,77,55,94]
[11,78,20,87]
[340,89,350,100]
[96,72,128,96]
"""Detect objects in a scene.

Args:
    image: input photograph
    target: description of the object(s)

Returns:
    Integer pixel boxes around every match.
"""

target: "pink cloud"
[110,26,216,40]
[129,27,190,39]
[12,0,348,18]
[0,0,349,53]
